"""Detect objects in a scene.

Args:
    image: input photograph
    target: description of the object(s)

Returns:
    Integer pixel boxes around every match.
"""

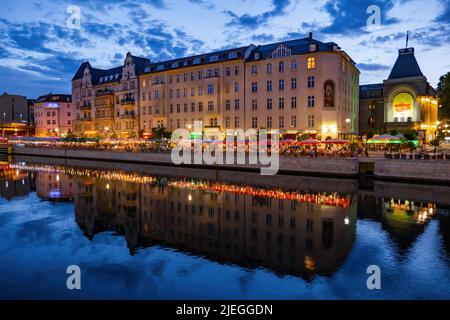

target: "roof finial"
[406,31,410,48]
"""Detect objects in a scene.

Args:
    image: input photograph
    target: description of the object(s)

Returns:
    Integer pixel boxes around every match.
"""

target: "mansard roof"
[388,48,424,80]
[35,93,72,103]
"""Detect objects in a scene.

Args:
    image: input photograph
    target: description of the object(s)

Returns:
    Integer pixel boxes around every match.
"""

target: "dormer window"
[209,55,219,62]
[193,58,201,64]
[309,44,317,52]
[184,61,188,66]
[157,65,165,71]
[228,52,237,59]
[254,52,260,60]
[171,62,179,68]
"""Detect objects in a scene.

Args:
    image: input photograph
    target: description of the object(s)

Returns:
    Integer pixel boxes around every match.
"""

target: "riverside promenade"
[4,145,450,184]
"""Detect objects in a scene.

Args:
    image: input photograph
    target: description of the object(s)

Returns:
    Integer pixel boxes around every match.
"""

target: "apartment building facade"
[139,34,360,140]
[34,94,73,137]
[72,53,150,138]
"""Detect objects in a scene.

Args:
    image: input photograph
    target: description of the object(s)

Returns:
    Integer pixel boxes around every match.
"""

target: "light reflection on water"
[0,159,449,299]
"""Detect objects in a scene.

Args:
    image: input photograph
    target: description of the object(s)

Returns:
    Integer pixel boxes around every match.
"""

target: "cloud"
[319,0,399,35]
[357,63,391,71]
[224,0,291,29]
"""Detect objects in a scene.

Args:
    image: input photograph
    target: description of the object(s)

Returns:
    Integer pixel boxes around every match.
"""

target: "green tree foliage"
[437,72,450,120]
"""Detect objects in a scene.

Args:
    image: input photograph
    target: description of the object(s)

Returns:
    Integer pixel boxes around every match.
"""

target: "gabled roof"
[72,62,91,81]
[388,48,424,80]
[248,36,341,62]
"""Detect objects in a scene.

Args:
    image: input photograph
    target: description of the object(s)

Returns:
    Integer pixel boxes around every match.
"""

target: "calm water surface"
[0,157,449,299]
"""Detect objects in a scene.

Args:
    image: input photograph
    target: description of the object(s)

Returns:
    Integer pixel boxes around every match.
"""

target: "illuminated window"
[307,57,316,70]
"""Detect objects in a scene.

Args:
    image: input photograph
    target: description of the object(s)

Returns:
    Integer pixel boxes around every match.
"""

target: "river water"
[0,156,449,299]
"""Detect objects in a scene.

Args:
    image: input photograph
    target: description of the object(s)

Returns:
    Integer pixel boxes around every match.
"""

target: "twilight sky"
[0,0,449,98]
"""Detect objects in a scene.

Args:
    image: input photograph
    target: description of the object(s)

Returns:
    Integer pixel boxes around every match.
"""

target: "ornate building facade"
[140,34,360,140]
[359,47,438,143]
[72,53,150,138]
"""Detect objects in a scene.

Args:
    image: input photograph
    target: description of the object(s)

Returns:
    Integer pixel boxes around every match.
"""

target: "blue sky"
[0,0,449,98]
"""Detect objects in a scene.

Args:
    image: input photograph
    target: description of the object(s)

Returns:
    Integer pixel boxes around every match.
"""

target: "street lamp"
[345,118,351,140]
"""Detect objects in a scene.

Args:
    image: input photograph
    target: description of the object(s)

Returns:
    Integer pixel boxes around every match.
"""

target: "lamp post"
[345,118,351,141]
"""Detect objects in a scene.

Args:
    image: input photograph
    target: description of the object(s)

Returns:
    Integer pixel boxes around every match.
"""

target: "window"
[267,80,272,92]
[191,103,195,112]
[267,116,272,128]
[254,52,260,60]
[307,57,316,69]
[191,88,195,96]
[184,103,188,113]
[252,82,258,93]
[267,63,272,74]
[208,101,214,111]
[210,55,219,62]
[198,86,203,96]
[226,100,231,111]
[308,76,315,88]
[170,104,174,113]
[308,115,315,128]
[234,116,239,128]
[291,60,297,71]
[142,92,146,101]
[267,98,273,110]
[308,96,315,108]
[252,99,258,110]
[234,99,240,110]
[228,52,237,59]
[279,98,285,109]
[291,78,297,89]
[207,84,214,94]
[279,61,284,72]
[368,104,376,110]
[183,88,187,97]
[199,102,203,112]
[234,66,240,75]
[198,71,203,79]
[191,72,195,81]
[193,58,201,64]
[155,90,160,99]
[291,115,297,127]
[234,82,240,93]
[183,73,188,82]
[176,74,181,83]
[251,65,258,74]
[225,67,231,76]
[279,79,285,91]
[225,117,230,128]
[291,97,297,109]
[279,116,284,128]
[252,117,258,128]
[176,104,180,113]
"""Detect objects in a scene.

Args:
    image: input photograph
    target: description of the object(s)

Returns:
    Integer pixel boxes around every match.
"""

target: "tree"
[437,72,450,120]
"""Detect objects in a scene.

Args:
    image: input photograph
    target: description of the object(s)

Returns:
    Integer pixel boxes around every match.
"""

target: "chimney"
[309,32,313,39]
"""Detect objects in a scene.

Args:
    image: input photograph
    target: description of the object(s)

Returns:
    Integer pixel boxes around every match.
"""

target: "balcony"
[120,99,135,105]
[96,89,114,97]
[120,113,136,119]
[76,116,92,121]
[80,105,92,110]
[152,80,165,86]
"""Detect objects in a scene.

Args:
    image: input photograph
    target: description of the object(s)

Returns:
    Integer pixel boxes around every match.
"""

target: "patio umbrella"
[367,134,401,143]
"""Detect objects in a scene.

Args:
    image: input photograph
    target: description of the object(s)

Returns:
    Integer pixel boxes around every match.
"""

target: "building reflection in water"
[358,193,438,256]
[5,162,448,279]
[0,160,33,200]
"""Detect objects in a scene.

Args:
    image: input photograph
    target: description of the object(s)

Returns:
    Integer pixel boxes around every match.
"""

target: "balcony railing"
[120,113,136,119]
[120,99,135,105]
[96,89,114,97]
[152,80,165,85]
[80,105,92,110]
